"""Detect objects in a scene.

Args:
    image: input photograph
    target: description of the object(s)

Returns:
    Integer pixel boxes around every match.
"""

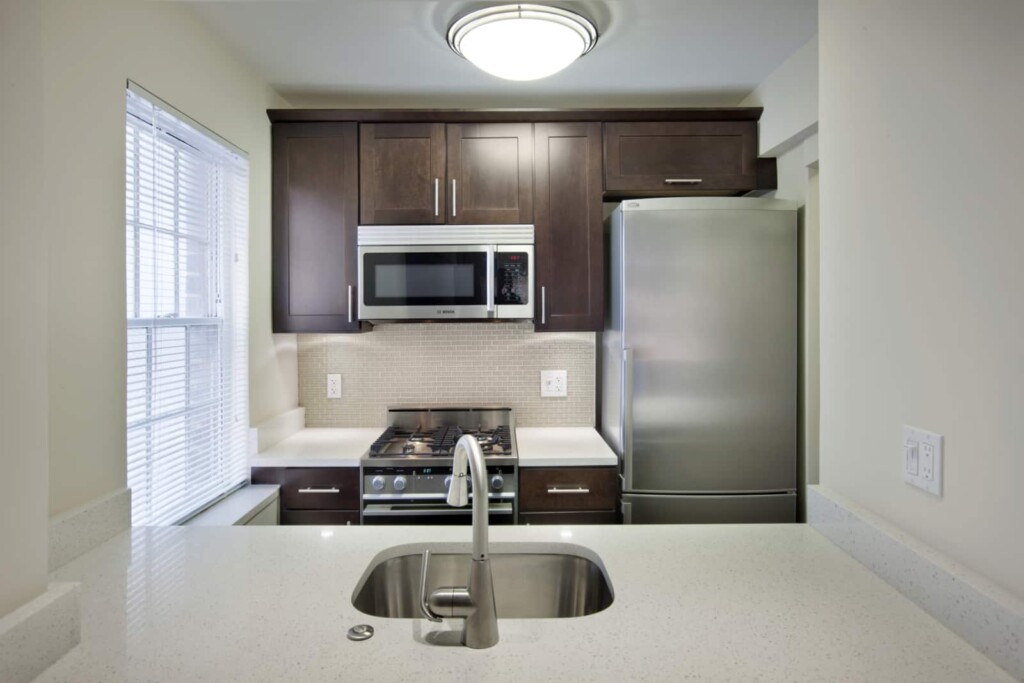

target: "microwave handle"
[486,246,495,314]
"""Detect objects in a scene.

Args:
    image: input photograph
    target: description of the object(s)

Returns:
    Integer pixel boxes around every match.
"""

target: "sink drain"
[347,624,374,642]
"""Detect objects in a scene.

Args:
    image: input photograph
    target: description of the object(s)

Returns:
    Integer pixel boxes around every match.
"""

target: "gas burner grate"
[368,426,397,456]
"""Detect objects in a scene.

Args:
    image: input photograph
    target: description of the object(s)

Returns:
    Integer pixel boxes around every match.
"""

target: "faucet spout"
[449,434,490,561]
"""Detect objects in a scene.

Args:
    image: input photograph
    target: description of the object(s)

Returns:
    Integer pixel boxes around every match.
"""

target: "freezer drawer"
[621,492,795,524]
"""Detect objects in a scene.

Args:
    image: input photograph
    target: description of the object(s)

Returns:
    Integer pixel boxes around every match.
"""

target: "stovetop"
[368,425,513,458]
[364,407,518,468]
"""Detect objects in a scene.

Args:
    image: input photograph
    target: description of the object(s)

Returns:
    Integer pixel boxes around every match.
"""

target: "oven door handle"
[362,503,514,517]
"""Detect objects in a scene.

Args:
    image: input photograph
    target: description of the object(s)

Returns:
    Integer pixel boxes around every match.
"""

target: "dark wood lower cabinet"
[519,511,617,525]
[251,467,361,525]
[281,509,360,526]
[518,467,619,523]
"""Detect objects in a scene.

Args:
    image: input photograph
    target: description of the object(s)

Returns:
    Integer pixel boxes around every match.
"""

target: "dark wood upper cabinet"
[533,122,604,332]
[359,123,445,225]
[272,122,360,333]
[447,123,533,225]
[603,121,759,195]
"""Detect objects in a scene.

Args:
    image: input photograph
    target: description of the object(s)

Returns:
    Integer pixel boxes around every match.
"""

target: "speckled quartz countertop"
[515,427,618,467]
[250,428,381,467]
[248,427,617,468]
[39,525,1010,682]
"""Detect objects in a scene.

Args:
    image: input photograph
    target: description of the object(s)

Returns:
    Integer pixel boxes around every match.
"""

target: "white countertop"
[515,427,618,467]
[250,428,381,467]
[249,426,617,468]
[39,525,1010,682]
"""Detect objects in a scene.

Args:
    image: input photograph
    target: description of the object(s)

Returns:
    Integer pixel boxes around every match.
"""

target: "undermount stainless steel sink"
[352,543,614,619]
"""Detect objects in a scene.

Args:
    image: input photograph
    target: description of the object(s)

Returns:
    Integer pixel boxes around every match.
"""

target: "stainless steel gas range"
[360,407,518,525]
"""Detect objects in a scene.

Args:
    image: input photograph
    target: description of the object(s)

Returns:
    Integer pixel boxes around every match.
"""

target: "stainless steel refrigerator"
[601,198,798,524]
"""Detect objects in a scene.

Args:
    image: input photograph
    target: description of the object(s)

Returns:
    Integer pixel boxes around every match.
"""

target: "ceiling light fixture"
[447,4,599,82]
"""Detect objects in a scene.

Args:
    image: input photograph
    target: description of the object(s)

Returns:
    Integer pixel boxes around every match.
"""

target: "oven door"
[359,245,492,321]
[362,501,515,525]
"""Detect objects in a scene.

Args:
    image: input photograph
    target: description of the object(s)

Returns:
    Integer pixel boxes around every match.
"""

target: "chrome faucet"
[419,434,499,649]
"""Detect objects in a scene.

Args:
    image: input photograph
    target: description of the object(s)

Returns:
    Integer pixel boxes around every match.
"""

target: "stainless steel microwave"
[357,225,534,322]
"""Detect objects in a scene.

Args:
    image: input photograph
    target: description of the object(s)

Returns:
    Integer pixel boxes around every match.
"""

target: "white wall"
[42,0,294,517]
[741,36,818,157]
[0,0,50,617]
[819,0,1024,599]
[741,36,821,513]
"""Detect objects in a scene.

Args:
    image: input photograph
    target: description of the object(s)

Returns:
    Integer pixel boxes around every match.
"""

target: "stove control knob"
[370,476,386,491]
[393,476,408,492]
[443,476,452,489]
[490,474,504,491]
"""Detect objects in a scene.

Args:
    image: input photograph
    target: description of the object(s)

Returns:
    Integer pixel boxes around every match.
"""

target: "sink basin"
[352,543,614,619]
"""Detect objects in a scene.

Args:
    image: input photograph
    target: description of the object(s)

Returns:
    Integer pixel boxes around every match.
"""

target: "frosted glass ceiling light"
[447,4,598,81]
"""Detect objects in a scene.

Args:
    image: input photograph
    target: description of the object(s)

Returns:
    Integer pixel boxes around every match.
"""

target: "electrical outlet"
[326,374,342,399]
[540,370,568,397]
[903,425,943,496]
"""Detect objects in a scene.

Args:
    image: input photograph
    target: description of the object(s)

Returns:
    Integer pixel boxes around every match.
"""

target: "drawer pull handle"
[298,487,340,494]
[664,178,702,185]
[547,487,590,494]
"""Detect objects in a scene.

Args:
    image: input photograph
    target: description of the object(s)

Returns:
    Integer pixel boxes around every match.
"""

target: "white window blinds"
[125,84,249,526]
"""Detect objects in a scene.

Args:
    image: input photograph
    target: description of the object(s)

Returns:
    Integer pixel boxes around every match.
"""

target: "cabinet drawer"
[519,467,618,512]
[604,121,758,193]
[281,509,360,526]
[519,510,617,525]
[251,467,360,510]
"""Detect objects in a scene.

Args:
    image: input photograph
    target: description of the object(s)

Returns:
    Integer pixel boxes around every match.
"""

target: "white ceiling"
[190,0,817,108]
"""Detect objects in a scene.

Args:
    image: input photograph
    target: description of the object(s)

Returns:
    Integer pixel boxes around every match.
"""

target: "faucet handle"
[419,551,443,623]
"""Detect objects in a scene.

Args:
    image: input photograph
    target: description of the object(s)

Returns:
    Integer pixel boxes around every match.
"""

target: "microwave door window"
[375,264,476,299]
[364,252,488,306]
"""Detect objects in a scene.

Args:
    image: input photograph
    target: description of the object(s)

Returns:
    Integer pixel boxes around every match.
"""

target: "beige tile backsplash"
[298,323,596,427]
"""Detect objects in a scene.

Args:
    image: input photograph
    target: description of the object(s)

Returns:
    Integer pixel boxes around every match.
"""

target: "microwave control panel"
[495,252,529,305]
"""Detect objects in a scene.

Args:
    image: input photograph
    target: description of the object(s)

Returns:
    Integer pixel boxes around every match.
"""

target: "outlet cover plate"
[903,425,943,496]
[540,370,568,398]
[327,374,342,399]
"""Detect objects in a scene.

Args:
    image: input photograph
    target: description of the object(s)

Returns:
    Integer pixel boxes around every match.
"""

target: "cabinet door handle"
[486,245,495,313]
[451,178,457,217]
[433,178,439,217]
[547,487,590,494]
[347,285,353,324]
[298,487,341,494]
[664,178,702,185]
[540,286,546,325]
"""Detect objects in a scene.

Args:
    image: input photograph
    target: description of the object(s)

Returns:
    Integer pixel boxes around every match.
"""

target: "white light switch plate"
[326,374,342,399]
[903,425,943,496]
[540,370,568,397]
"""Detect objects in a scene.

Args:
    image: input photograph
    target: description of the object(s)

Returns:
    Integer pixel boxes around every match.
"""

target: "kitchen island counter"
[38,524,1011,682]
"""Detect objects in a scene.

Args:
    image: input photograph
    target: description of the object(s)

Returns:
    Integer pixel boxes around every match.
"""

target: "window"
[125,83,249,526]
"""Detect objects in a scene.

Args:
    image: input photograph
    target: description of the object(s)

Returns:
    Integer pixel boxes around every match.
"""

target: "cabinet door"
[604,121,758,194]
[534,122,604,332]
[447,123,533,224]
[519,511,618,525]
[272,122,360,332]
[281,509,360,526]
[359,123,445,225]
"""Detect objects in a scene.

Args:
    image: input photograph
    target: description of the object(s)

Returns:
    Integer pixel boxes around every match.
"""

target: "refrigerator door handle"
[622,347,634,490]
[621,500,633,525]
